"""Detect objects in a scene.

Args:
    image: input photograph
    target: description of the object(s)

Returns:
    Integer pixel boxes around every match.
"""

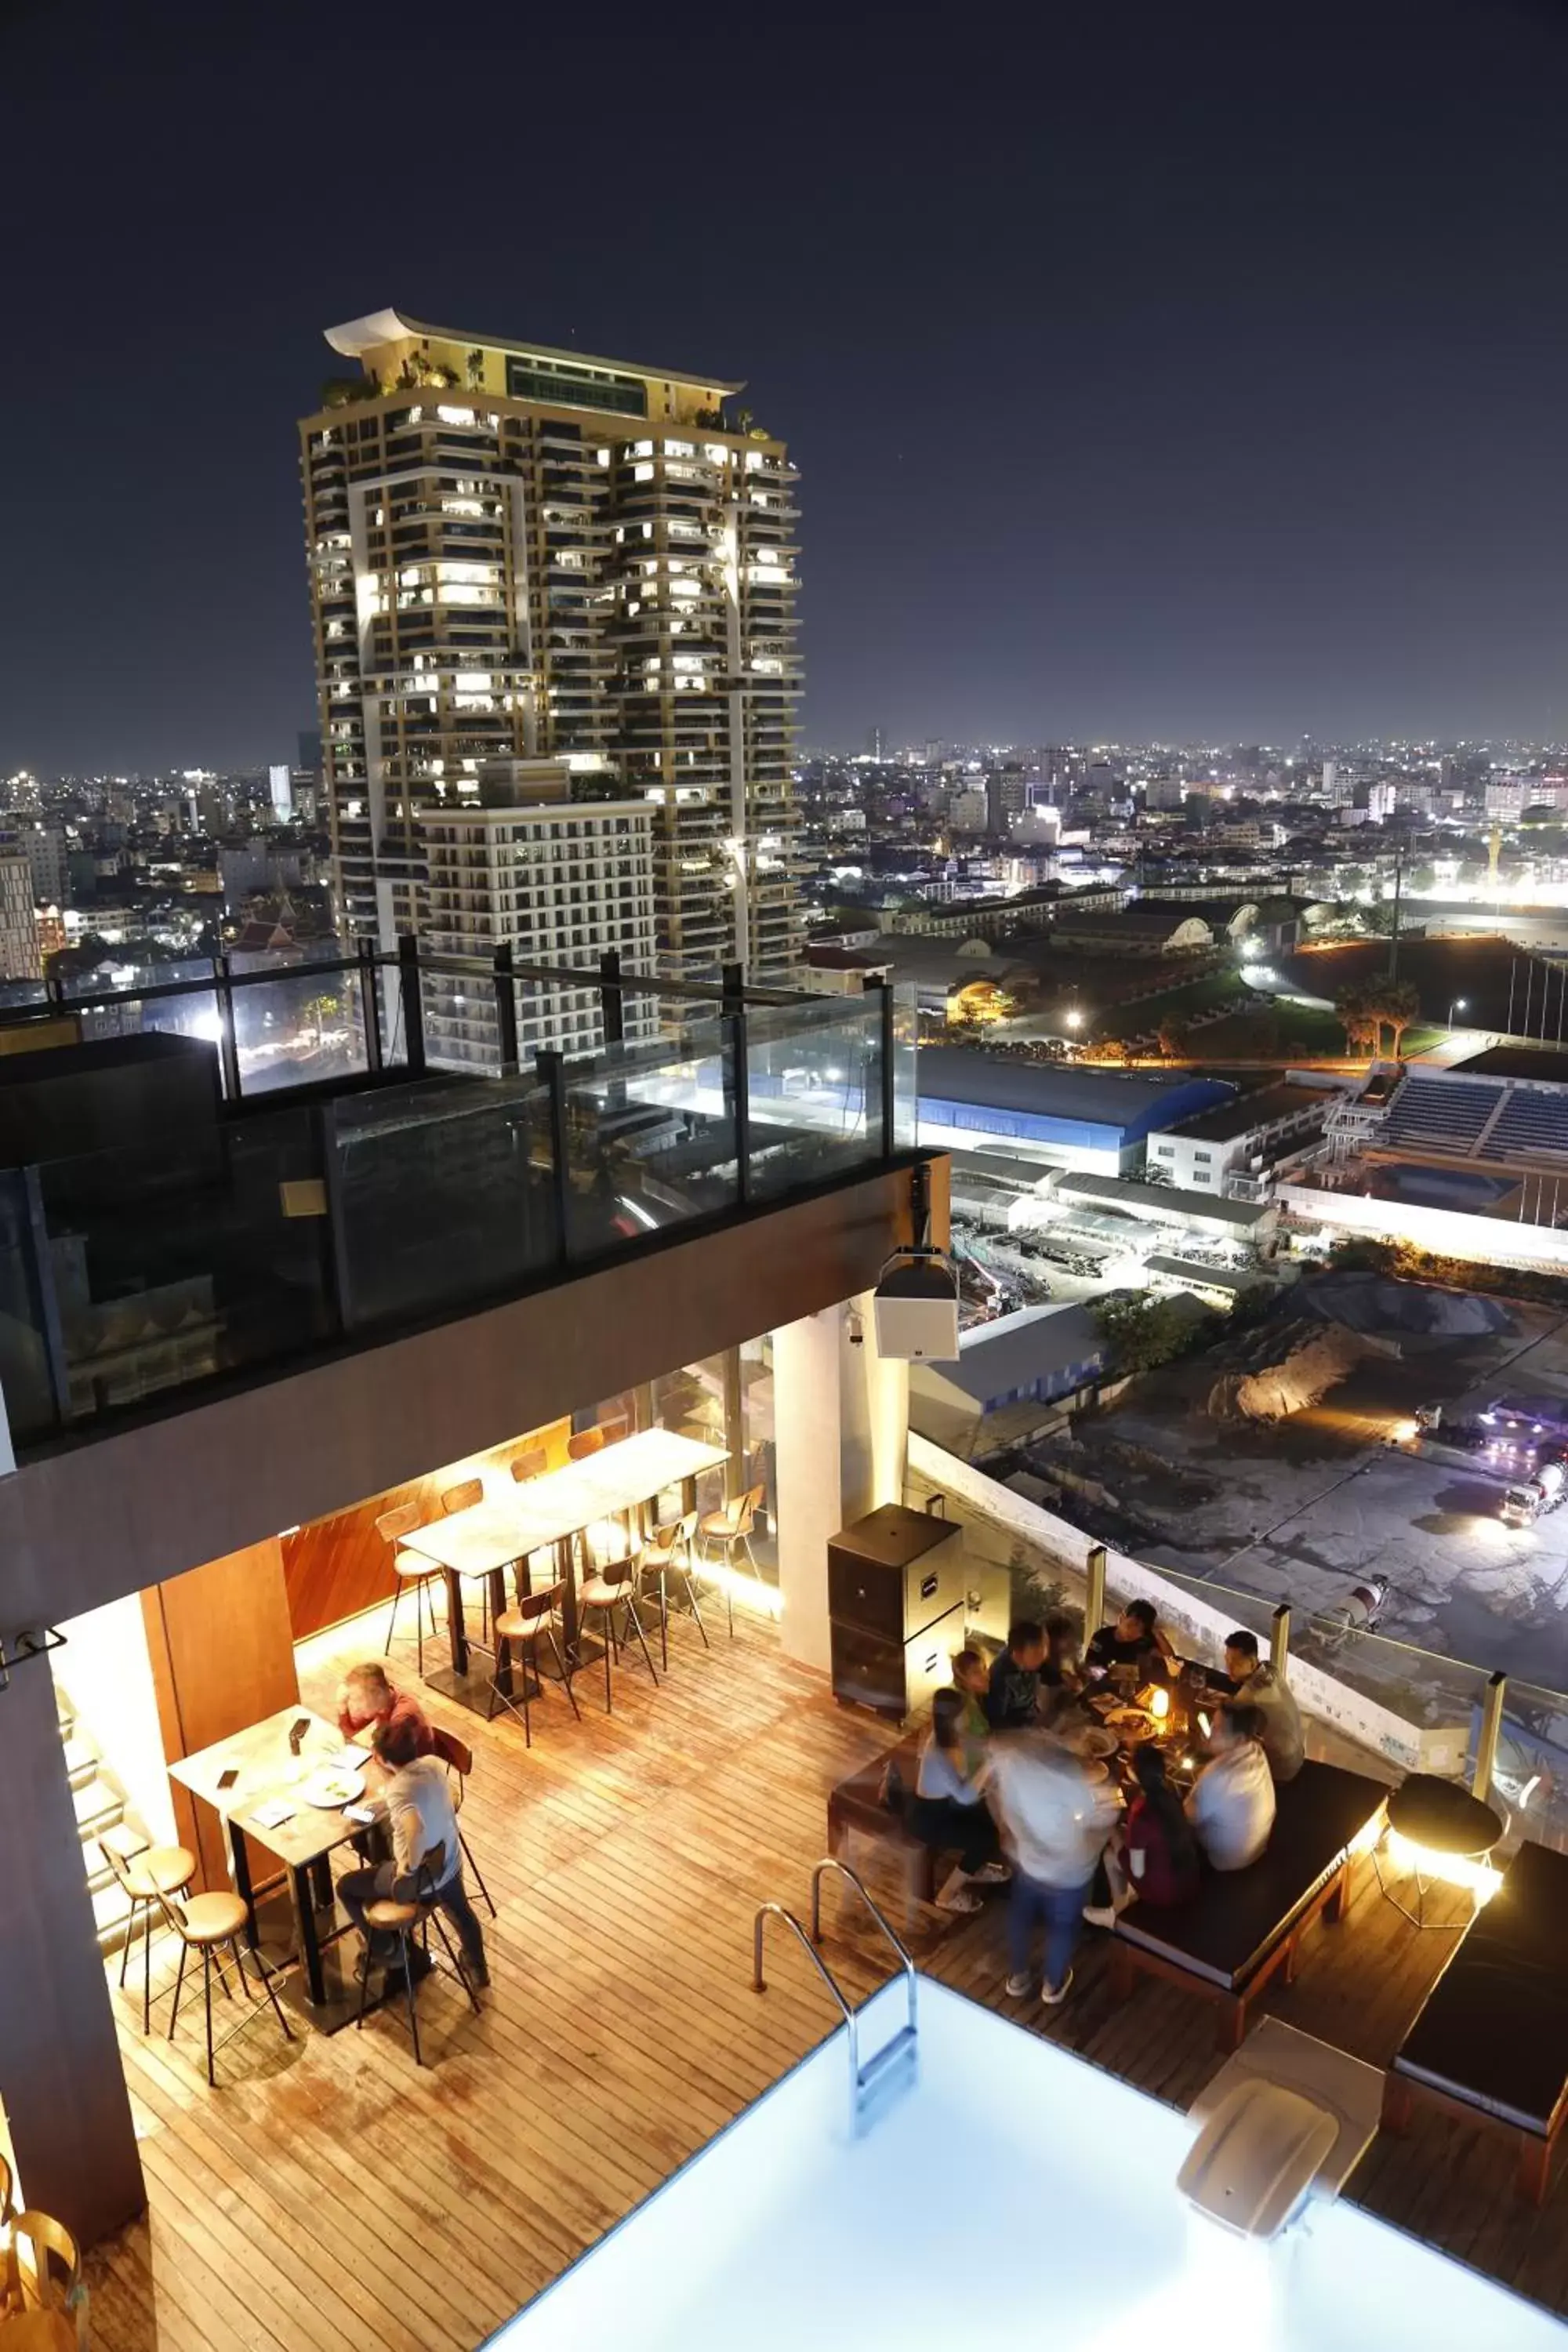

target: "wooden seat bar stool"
[377,1498,443,1674]
[637,1511,708,1669]
[354,1841,481,2067]
[697,1483,766,1632]
[99,1824,198,2033]
[2,2210,88,2352]
[578,1541,660,1711]
[488,1581,581,1744]
[434,1728,498,1918]
[157,1885,295,2087]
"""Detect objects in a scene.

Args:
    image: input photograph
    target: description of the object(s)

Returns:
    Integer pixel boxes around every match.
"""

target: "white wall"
[773,1294,909,1673]
[1279,1181,1568,1272]
[53,1593,176,1846]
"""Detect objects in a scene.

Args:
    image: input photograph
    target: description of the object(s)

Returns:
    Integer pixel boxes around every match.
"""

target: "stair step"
[855,2024,918,2099]
[93,1879,136,1938]
[62,1734,98,1785]
[72,1780,125,1838]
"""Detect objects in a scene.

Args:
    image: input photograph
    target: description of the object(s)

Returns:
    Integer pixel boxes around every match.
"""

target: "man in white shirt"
[989,1733,1120,2006]
[1185,1703,1276,1871]
[338,1716,490,1989]
[1222,1630,1305,1783]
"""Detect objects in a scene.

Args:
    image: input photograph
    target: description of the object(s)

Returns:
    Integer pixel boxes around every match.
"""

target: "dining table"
[399,1427,731,1711]
[167,1703,381,2020]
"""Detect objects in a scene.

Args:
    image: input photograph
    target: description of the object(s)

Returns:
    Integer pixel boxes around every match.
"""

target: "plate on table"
[1056,1722,1119,1760]
[301,1767,365,1809]
[1080,1758,1111,1784]
[1104,1706,1156,1743]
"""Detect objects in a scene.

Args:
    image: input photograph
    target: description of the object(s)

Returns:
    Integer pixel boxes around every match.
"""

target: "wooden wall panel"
[0,1635,144,2246]
[281,1417,571,1640]
[141,1537,300,1893]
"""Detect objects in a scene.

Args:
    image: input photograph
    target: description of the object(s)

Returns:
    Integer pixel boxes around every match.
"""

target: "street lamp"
[1449,996,1468,1028]
[1063,1007,1084,1031]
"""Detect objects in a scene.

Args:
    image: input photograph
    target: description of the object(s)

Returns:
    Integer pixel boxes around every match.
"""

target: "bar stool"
[637,1512,707,1669]
[378,1499,442,1673]
[354,1842,480,2067]
[99,1827,198,2033]
[3,2211,86,2352]
[568,1426,606,1462]
[578,1540,660,1711]
[488,1580,582,1744]
[157,1885,295,2087]
[432,1726,498,1916]
[508,1449,553,1594]
[698,1483,766,1626]
[441,1475,495,1650]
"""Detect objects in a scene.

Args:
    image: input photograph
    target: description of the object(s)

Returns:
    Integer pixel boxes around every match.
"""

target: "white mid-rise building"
[0,852,42,981]
[420,767,659,1067]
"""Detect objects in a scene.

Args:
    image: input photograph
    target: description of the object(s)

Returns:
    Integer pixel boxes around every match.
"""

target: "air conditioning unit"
[872,1247,960,1363]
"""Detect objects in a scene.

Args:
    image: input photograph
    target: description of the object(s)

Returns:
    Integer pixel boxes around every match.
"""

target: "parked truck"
[1501,1459,1568,1526]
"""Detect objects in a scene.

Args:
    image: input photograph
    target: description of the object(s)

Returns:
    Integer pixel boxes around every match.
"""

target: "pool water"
[498,1975,1564,2351]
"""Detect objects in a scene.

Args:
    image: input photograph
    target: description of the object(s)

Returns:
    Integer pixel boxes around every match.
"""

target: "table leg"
[446,1566,470,1674]
[559,1533,583,1656]
[491,1569,513,1696]
[228,1818,260,1951]
[290,1861,328,2007]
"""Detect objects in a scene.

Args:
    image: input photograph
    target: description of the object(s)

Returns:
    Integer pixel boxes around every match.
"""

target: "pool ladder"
[753,1859,918,2132]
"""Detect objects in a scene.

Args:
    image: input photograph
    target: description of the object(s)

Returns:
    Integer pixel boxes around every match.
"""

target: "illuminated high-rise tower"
[299,311,802,1011]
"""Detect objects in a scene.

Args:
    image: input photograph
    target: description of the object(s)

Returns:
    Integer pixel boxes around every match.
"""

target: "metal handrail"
[753,1901,862,2105]
[809,1858,918,2040]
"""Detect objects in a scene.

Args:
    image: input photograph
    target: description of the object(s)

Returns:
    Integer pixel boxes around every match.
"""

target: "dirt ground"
[1026,1299,1568,1691]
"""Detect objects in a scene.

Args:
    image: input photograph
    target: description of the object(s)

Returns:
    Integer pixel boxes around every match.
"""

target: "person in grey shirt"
[1221,1630,1305,1782]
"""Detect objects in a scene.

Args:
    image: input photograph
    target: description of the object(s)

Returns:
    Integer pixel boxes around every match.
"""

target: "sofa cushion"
[1392,1838,1568,2136]
[1115,1760,1388,1991]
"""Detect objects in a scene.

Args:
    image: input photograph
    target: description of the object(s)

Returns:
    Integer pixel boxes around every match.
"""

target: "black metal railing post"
[397,934,426,1077]
[214,954,243,1103]
[357,938,383,1075]
[721,960,750,1207]
[866,975,897,1160]
[535,1048,572,1265]
[599,948,625,1048]
[493,944,520,1077]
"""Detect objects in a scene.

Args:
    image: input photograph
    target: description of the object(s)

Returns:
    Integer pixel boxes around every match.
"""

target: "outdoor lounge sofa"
[1381,1837,1568,2204]
[1109,1759,1389,2050]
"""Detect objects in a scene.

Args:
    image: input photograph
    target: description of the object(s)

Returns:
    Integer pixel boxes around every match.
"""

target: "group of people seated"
[910,1606,1306,2008]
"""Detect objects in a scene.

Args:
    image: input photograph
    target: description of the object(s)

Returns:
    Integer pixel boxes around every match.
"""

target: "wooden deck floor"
[86,1606,1568,2349]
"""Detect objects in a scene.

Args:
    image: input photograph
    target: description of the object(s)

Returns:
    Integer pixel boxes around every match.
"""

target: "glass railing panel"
[1494,1676,1568,1857]
[330,1077,558,1327]
[561,1018,737,1258]
[745,995,884,1200]
[0,1167,61,1444]
[30,1110,336,1425]
[892,985,919,1150]
[230,965,372,1094]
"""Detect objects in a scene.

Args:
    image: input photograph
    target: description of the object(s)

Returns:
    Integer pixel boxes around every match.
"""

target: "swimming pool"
[499,1973,1562,2350]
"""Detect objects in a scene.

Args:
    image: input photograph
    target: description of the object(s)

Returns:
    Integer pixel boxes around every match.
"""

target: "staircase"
[53,1681,146,1955]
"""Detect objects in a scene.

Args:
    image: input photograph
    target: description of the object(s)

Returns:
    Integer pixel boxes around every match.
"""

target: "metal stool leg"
[202,1946,216,2086]
[383,1578,402,1657]
[118,1896,139,1988]
[547,1628,582,1719]
[459,1828,496,1920]
[400,1929,423,2067]
[143,1894,155,2035]
[167,1940,189,2042]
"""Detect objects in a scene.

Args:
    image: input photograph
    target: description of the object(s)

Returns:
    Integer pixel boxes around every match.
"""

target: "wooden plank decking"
[85,1605,1568,2349]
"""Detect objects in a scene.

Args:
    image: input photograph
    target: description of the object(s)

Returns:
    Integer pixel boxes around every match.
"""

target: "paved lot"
[1059,1304,1568,1692]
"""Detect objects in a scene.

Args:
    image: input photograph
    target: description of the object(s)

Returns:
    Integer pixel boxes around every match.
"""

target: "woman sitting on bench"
[910,1688,1009,1914]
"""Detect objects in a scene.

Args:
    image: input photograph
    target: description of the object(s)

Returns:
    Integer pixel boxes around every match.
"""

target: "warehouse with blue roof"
[917,1047,1236,1175]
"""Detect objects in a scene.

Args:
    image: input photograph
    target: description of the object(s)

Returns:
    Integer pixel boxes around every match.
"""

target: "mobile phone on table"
[216,1766,238,1791]
[288,1715,311,1755]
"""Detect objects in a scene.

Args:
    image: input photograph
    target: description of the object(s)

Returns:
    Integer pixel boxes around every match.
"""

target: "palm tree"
[1335,982,1375,1059]
[1381,979,1421,1061]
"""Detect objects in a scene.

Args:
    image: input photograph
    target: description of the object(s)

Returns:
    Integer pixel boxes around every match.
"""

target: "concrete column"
[773,1295,910,1674]
[773,1309,842,1673]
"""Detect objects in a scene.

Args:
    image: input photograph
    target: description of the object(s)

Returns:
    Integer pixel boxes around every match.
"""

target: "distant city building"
[269,763,293,821]
[420,764,659,1068]
[19,823,67,908]
[1367,780,1398,822]
[300,309,801,1016]
[0,852,43,980]
[867,726,887,760]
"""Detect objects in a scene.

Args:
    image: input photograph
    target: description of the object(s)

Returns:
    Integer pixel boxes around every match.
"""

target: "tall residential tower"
[299,310,802,1026]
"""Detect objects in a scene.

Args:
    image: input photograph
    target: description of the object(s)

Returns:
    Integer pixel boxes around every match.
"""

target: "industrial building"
[917,1049,1233,1175]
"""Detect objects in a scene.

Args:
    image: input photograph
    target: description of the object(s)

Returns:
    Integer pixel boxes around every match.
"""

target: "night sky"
[5,0,1568,770]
